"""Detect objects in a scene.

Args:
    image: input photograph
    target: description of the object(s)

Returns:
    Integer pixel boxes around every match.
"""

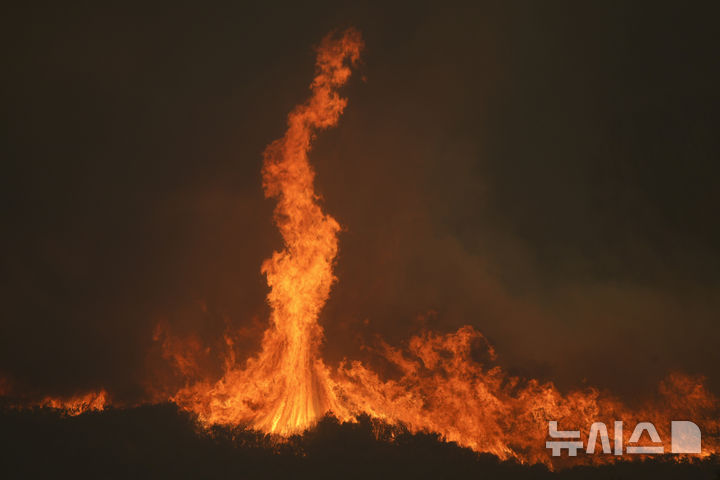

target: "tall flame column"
[172,29,363,435]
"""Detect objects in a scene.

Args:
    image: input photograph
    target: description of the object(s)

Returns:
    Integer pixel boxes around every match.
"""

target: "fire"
[0,376,107,416]
[38,389,108,416]
[334,328,720,465]
[170,28,363,435]
[3,27,717,468]
[164,27,718,465]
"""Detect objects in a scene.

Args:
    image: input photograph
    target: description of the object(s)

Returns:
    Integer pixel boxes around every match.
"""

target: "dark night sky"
[1,1,719,404]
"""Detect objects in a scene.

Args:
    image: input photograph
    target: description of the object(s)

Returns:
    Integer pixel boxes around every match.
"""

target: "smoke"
[1,1,719,409]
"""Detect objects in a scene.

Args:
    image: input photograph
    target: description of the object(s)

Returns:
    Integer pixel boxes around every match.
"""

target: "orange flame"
[38,389,108,416]
[171,28,363,435]
[334,327,720,465]
[6,27,714,468]
[166,27,718,466]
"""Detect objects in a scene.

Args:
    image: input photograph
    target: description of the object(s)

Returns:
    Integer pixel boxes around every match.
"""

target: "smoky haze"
[1,1,719,404]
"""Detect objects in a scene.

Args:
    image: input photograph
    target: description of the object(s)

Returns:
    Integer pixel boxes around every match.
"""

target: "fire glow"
[9,28,719,467]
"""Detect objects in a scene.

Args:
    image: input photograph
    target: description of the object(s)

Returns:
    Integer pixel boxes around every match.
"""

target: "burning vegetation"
[2,28,718,470]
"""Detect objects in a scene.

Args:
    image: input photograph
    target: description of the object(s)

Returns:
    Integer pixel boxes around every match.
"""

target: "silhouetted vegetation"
[0,404,717,479]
